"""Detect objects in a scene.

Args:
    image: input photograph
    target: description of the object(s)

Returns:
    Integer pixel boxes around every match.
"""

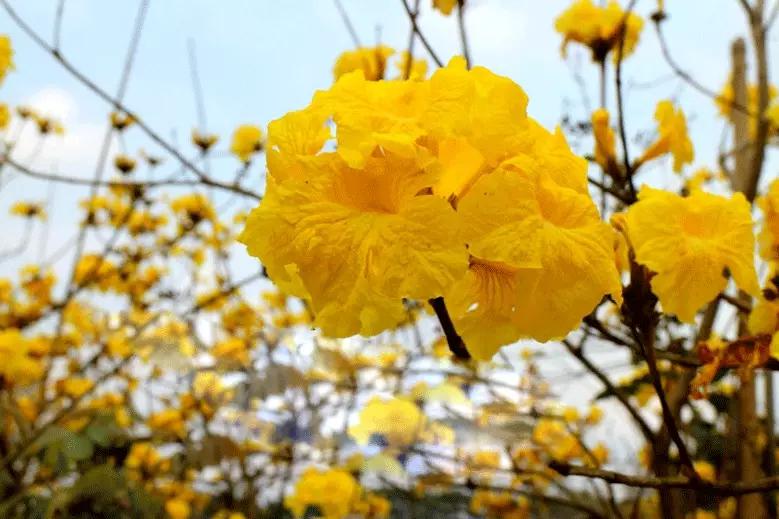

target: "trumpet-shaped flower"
[333,46,394,82]
[625,187,759,322]
[638,100,694,173]
[445,169,622,359]
[240,151,466,337]
[591,108,616,170]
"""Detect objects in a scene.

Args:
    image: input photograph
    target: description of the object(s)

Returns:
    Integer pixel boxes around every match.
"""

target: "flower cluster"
[240,57,622,359]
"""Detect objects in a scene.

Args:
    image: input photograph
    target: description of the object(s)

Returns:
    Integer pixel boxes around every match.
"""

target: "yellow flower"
[58,377,94,398]
[637,100,694,173]
[0,102,10,129]
[165,498,191,519]
[110,111,134,130]
[758,178,779,260]
[333,45,394,82]
[586,405,604,425]
[113,154,137,174]
[191,128,219,152]
[0,329,44,387]
[148,408,187,438]
[591,443,609,466]
[625,187,759,322]
[693,460,716,482]
[240,82,467,338]
[170,193,216,224]
[284,467,360,519]
[396,51,428,80]
[349,397,424,448]
[684,167,721,193]
[446,168,621,359]
[242,56,618,351]
[555,0,643,62]
[211,337,250,365]
[125,441,170,477]
[592,108,616,170]
[10,201,46,220]
[229,124,264,162]
[0,35,14,84]
[422,57,531,177]
[34,115,65,135]
[767,102,779,130]
[212,512,246,519]
[532,418,581,462]
[433,0,458,15]
[716,80,778,136]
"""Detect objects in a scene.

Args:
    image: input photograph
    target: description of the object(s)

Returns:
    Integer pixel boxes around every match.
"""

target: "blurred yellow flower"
[637,100,694,173]
[433,0,458,15]
[284,467,360,519]
[191,128,219,152]
[165,498,191,519]
[10,201,46,220]
[230,124,264,162]
[0,35,14,84]
[555,0,643,62]
[333,45,394,81]
[0,329,44,388]
[758,178,779,261]
[716,80,778,136]
[113,154,137,175]
[110,111,134,131]
[396,51,428,80]
[349,397,424,448]
[0,102,10,129]
[592,108,616,170]
[693,460,716,482]
[58,377,94,398]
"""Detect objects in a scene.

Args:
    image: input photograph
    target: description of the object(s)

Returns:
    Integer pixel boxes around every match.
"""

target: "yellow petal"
[626,187,759,322]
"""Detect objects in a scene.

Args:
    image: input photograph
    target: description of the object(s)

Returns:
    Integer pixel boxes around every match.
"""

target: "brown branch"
[332,0,362,48]
[456,0,471,68]
[635,322,699,481]
[550,461,779,496]
[428,297,470,360]
[614,0,638,202]
[1,153,260,198]
[653,20,752,115]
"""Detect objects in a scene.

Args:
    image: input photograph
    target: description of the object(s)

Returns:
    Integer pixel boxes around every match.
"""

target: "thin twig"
[551,461,779,496]
[332,0,362,48]
[614,0,637,201]
[52,0,66,50]
[562,340,655,443]
[653,20,752,115]
[0,0,259,201]
[428,297,470,360]
[400,0,444,67]
[456,0,471,68]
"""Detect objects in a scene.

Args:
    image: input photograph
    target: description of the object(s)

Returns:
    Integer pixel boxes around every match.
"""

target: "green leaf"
[60,432,93,461]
